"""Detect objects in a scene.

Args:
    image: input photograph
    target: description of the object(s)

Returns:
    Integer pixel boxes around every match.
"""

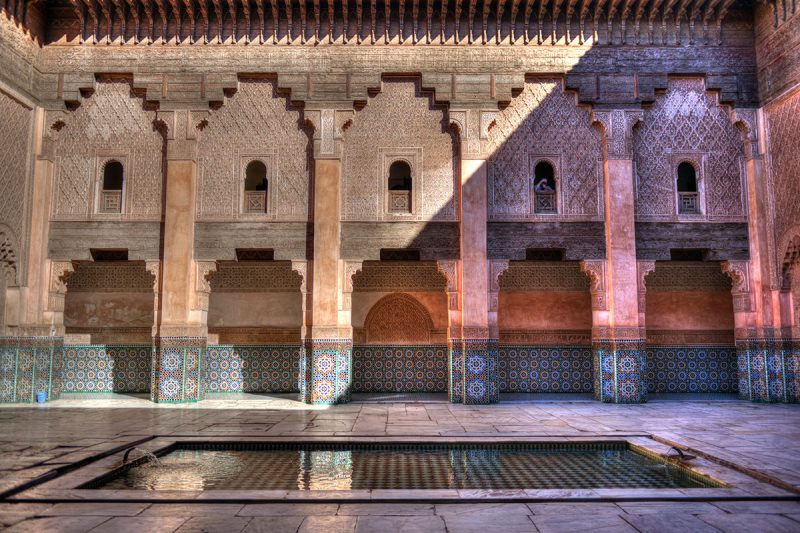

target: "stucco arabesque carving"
[193,260,218,311]
[305,107,354,159]
[579,259,608,311]
[449,108,497,159]
[731,108,760,161]
[341,260,363,311]
[636,260,657,312]
[489,260,510,312]
[47,261,76,312]
[721,260,752,313]
[436,260,459,311]
[0,229,19,287]
[591,109,643,160]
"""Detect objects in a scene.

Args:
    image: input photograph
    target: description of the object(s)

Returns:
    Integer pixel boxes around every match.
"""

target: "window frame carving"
[670,153,706,219]
[379,148,423,220]
[93,155,128,217]
[238,154,276,218]
[529,155,561,216]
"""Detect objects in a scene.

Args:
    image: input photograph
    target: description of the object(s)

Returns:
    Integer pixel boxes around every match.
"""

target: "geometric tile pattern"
[61,345,151,393]
[448,342,464,403]
[151,337,204,403]
[351,345,447,393]
[644,345,738,394]
[300,340,352,404]
[593,340,647,403]
[204,345,302,393]
[498,346,593,393]
[461,340,499,405]
[738,338,800,403]
[0,337,62,403]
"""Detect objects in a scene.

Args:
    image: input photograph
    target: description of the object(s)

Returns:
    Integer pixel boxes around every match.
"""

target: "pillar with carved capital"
[1,108,67,402]
[729,110,799,403]
[150,110,206,403]
[449,109,499,404]
[590,109,647,403]
[301,107,355,404]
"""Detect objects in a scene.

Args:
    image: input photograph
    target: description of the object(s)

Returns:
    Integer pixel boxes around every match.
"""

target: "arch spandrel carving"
[634,77,746,222]
[363,292,434,345]
[487,78,603,221]
[51,79,163,221]
[196,79,310,221]
[342,80,456,222]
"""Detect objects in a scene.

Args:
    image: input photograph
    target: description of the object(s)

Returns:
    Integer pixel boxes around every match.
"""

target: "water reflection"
[100,445,716,491]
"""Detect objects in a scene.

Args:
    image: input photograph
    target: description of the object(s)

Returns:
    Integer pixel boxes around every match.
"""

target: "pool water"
[91,442,719,491]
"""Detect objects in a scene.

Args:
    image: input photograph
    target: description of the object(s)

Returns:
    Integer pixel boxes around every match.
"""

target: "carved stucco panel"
[634,78,745,221]
[487,78,602,220]
[342,80,456,221]
[52,80,163,220]
[197,79,310,220]
[0,91,33,260]
[766,90,800,279]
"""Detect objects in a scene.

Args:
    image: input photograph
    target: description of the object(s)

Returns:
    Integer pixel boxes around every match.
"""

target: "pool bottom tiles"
[85,442,721,491]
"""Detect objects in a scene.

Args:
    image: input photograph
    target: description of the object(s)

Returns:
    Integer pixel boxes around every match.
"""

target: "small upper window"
[244,161,268,213]
[388,161,412,213]
[677,162,699,214]
[100,160,123,213]
[533,161,556,214]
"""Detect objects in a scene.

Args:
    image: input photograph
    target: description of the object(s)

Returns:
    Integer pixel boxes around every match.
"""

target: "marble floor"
[1,396,799,532]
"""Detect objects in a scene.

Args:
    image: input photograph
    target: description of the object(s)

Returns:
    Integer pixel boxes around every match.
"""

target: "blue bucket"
[36,391,47,403]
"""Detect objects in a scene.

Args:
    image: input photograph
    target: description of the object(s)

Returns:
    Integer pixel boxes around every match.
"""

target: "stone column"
[150,110,205,403]
[730,109,798,402]
[301,108,354,404]
[590,109,647,403]
[449,109,499,404]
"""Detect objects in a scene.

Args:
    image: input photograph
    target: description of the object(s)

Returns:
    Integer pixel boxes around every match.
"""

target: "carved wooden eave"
[5,0,768,46]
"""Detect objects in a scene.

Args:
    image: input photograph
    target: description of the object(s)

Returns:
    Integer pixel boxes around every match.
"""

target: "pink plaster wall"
[645,291,735,330]
[498,292,592,330]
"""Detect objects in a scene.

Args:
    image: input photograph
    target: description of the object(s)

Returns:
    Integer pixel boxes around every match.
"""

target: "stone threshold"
[8,435,796,503]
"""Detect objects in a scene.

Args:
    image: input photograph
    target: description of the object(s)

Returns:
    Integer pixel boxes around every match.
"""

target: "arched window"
[100,160,123,213]
[677,162,699,214]
[533,161,556,214]
[388,160,412,213]
[244,161,268,213]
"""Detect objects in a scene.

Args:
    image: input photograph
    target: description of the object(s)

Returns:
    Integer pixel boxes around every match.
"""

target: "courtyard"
[1,397,799,532]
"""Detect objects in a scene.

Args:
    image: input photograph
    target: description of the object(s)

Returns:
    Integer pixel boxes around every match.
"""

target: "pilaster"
[590,109,647,403]
[151,109,207,403]
[449,108,500,404]
[300,106,356,404]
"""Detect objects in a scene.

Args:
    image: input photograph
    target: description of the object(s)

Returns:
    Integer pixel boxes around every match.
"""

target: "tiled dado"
[593,339,647,404]
[498,346,593,393]
[300,339,352,404]
[204,345,302,393]
[645,345,738,394]
[0,337,63,403]
[352,345,448,393]
[450,340,499,405]
[151,337,204,403]
[61,345,151,393]
[737,338,799,403]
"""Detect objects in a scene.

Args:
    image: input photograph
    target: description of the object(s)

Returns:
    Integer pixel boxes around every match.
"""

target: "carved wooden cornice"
[18,0,757,46]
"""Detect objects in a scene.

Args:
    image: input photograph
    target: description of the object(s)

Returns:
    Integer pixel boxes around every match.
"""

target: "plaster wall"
[208,292,302,329]
[645,292,735,331]
[64,291,154,329]
[499,292,592,332]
